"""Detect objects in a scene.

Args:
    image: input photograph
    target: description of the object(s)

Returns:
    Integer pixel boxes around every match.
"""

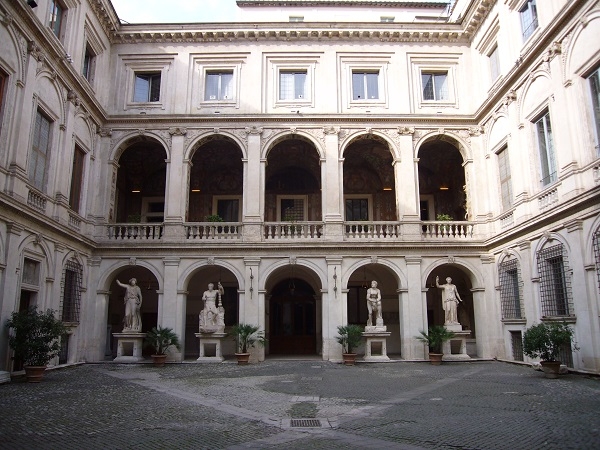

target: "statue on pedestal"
[116,278,143,332]
[435,276,462,325]
[366,280,383,327]
[199,282,225,333]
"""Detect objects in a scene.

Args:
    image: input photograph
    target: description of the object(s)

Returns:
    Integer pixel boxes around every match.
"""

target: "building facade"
[0,0,599,373]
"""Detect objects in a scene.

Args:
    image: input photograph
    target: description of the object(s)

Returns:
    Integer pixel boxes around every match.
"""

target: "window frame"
[204,70,234,102]
[587,67,600,156]
[496,145,513,211]
[488,45,500,82]
[141,196,165,223]
[48,0,67,40]
[133,72,161,103]
[0,68,8,136]
[340,56,390,110]
[409,55,459,110]
[536,243,573,318]
[277,195,308,222]
[534,109,557,187]
[69,144,86,214]
[61,259,83,324]
[421,71,449,102]
[278,70,308,101]
[121,56,172,111]
[352,70,381,101]
[344,195,373,222]
[28,107,54,192]
[82,43,96,84]
[268,57,318,111]
[498,258,524,320]
[195,58,244,109]
[519,0,539,42]
[212,195,242,222]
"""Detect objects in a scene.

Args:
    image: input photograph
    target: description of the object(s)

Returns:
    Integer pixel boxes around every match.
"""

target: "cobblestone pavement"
[0,360,599,449]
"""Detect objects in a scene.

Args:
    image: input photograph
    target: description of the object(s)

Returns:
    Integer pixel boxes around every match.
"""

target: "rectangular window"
[69,145,85,213]
[499,259,523,319]
[520,0,538,41]
[205,71,233,101]
[216,198,240,222]
[352,71,379,100]
[537,244,572,317]
[345,198,369,221]
[133,73,161,102]
[588,68,600,154]
[510,331,524,361]
[61,260,82,323]
[421,72,448,101]
[279,71,307,100]
[82,44,95,83]
[380,16,395,23]
[29,109,52,191]
[279,197,305,221]
[489,45,500,81]
[497,147,513,210]
[22,258,40,286]
[0,70,7,134]
[49,0,65,39]
[535,110,557,186]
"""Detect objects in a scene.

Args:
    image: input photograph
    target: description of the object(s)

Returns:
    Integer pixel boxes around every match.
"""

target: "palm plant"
[416,325,455,354]
[335,324,363,354]
[144,326,181,355]
[231,323,266,354]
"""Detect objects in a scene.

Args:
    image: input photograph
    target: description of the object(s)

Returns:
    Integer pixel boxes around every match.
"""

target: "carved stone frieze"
[168,127,187,136]
[184,129,211,150]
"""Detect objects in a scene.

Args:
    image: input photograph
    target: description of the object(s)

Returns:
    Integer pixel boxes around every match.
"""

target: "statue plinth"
[195,332,227,362]
[444,323,463,332]
[113,332,146,362]
[443,329,472,360]
[199,325,225,334]
[362,330,391,362]
[365,325,387,333]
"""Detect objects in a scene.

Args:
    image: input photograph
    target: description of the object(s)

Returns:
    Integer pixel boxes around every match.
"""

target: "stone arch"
[518,71,553,122]
[97,260,163,293]
[0,23,24,81]
[564,9,600,78]
[260,258,326,292]
[340,130,400,160]
[414,131,471,162]
[262,130,324,160]
[34,71,65,123]
[73,111,96,153]
[109,132,170,163]
[17,234,54,278]
[185,131,247,161]
[422,258,484,291]
[179,260,244,292]
[342,258,405,290]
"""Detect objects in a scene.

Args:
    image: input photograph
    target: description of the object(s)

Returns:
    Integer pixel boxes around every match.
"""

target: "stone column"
[396,129,419,220]
[402,256,425,359]
[161,257,182,360]
[242,127,263,242]
[164,128,187,223]
[323,257,343,361]
[242,258,262,361]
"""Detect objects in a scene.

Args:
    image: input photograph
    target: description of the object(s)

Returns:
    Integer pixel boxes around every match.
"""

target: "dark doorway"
[269,278,316,355]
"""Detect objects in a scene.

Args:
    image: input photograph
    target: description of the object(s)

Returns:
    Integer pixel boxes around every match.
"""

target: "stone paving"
[0,360,599,449]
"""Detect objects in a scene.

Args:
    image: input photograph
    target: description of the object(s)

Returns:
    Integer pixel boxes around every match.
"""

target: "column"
[242,258,262,361]
[323,257,342,361]
[402,256,425,359]
[161,257,181,360]
[162,129,187,240]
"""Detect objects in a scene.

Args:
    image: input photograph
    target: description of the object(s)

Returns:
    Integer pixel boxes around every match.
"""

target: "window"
[29,109,52,191]
[510,331,524,361]
[380,16,395,23]
[345,198,369,221]
[520,0,538,41]
[69,145,85,213]
[22,258,40,287]
[214,197,241,222]
[422,72,448,101]
[82,44,96,83]
[278,197,306,221]
[594,227,600,293]
[205,71,233,101]
[352,71,379,100]
[141,197,165,222]
[49,0,65,39]
[489,45,500,81]
[535,110,557,186]
[0,69,7,134]
[133,73,161,102]
[289,16,304,22]
[497,147,513,210]
[499,259,523,319]
[588,68,600,153]
[61,259,82,323]
[279,71,307,101]
[537,244,572,317]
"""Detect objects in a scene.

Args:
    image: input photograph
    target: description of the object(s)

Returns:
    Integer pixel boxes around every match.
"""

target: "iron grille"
[558,343,574,368]
[499,259,524,319]
[593,228,600,293]
[537,244,572,317]
[290,419,322,428]
[58,334,69,365]
[61,260,82,323]
[510,331,524,361]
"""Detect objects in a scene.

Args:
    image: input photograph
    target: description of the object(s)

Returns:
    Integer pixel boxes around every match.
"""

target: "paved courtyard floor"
[0,360,598,449]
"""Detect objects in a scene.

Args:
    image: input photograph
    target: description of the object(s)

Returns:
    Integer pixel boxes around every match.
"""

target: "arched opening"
[184,266,239,359]
[107,267,159,359]
[265,264,321,356]
[115,139,167,223]
[426,265,475,337]
[343,136,396,222]
[418,138,466,221]
[346,263,400,355]
[265,137,321,222]
[188,136,244,222]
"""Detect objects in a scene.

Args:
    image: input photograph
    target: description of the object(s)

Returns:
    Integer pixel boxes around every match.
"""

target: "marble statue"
[116,278,143,332]
[366,280,383,327]
[199,282,225,333]
[435,276,462,324]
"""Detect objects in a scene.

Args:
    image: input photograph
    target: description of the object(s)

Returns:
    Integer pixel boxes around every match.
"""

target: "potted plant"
[231,323,266,365]
[144,326,181,366]
[523,322,576,378]
[205,214,224,222]
[6,307,67,382]
[436,213,453,235]
[335,324,363,365]
[416,325,455,365]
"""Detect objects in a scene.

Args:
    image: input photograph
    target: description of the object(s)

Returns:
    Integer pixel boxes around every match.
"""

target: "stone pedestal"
[363,329,391,362]
[113,332,146,362]
[443,329,471,360]
[195,332,227,362]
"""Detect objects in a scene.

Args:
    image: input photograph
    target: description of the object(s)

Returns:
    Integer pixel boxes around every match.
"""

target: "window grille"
[58,334,69,364]
[536,244,572,317]
[594,228,600,293]
[510,331,524,361]
[61,260,82,323]
[557,342,573,368]
[499,259,524,319]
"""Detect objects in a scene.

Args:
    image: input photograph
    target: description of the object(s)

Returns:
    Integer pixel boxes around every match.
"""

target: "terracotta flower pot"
[24,365,47,383]
[151,354,167,367]
[342,353,357,366]
[235,353,250,365]
[429,353,443,365]
[540,360,562,379]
